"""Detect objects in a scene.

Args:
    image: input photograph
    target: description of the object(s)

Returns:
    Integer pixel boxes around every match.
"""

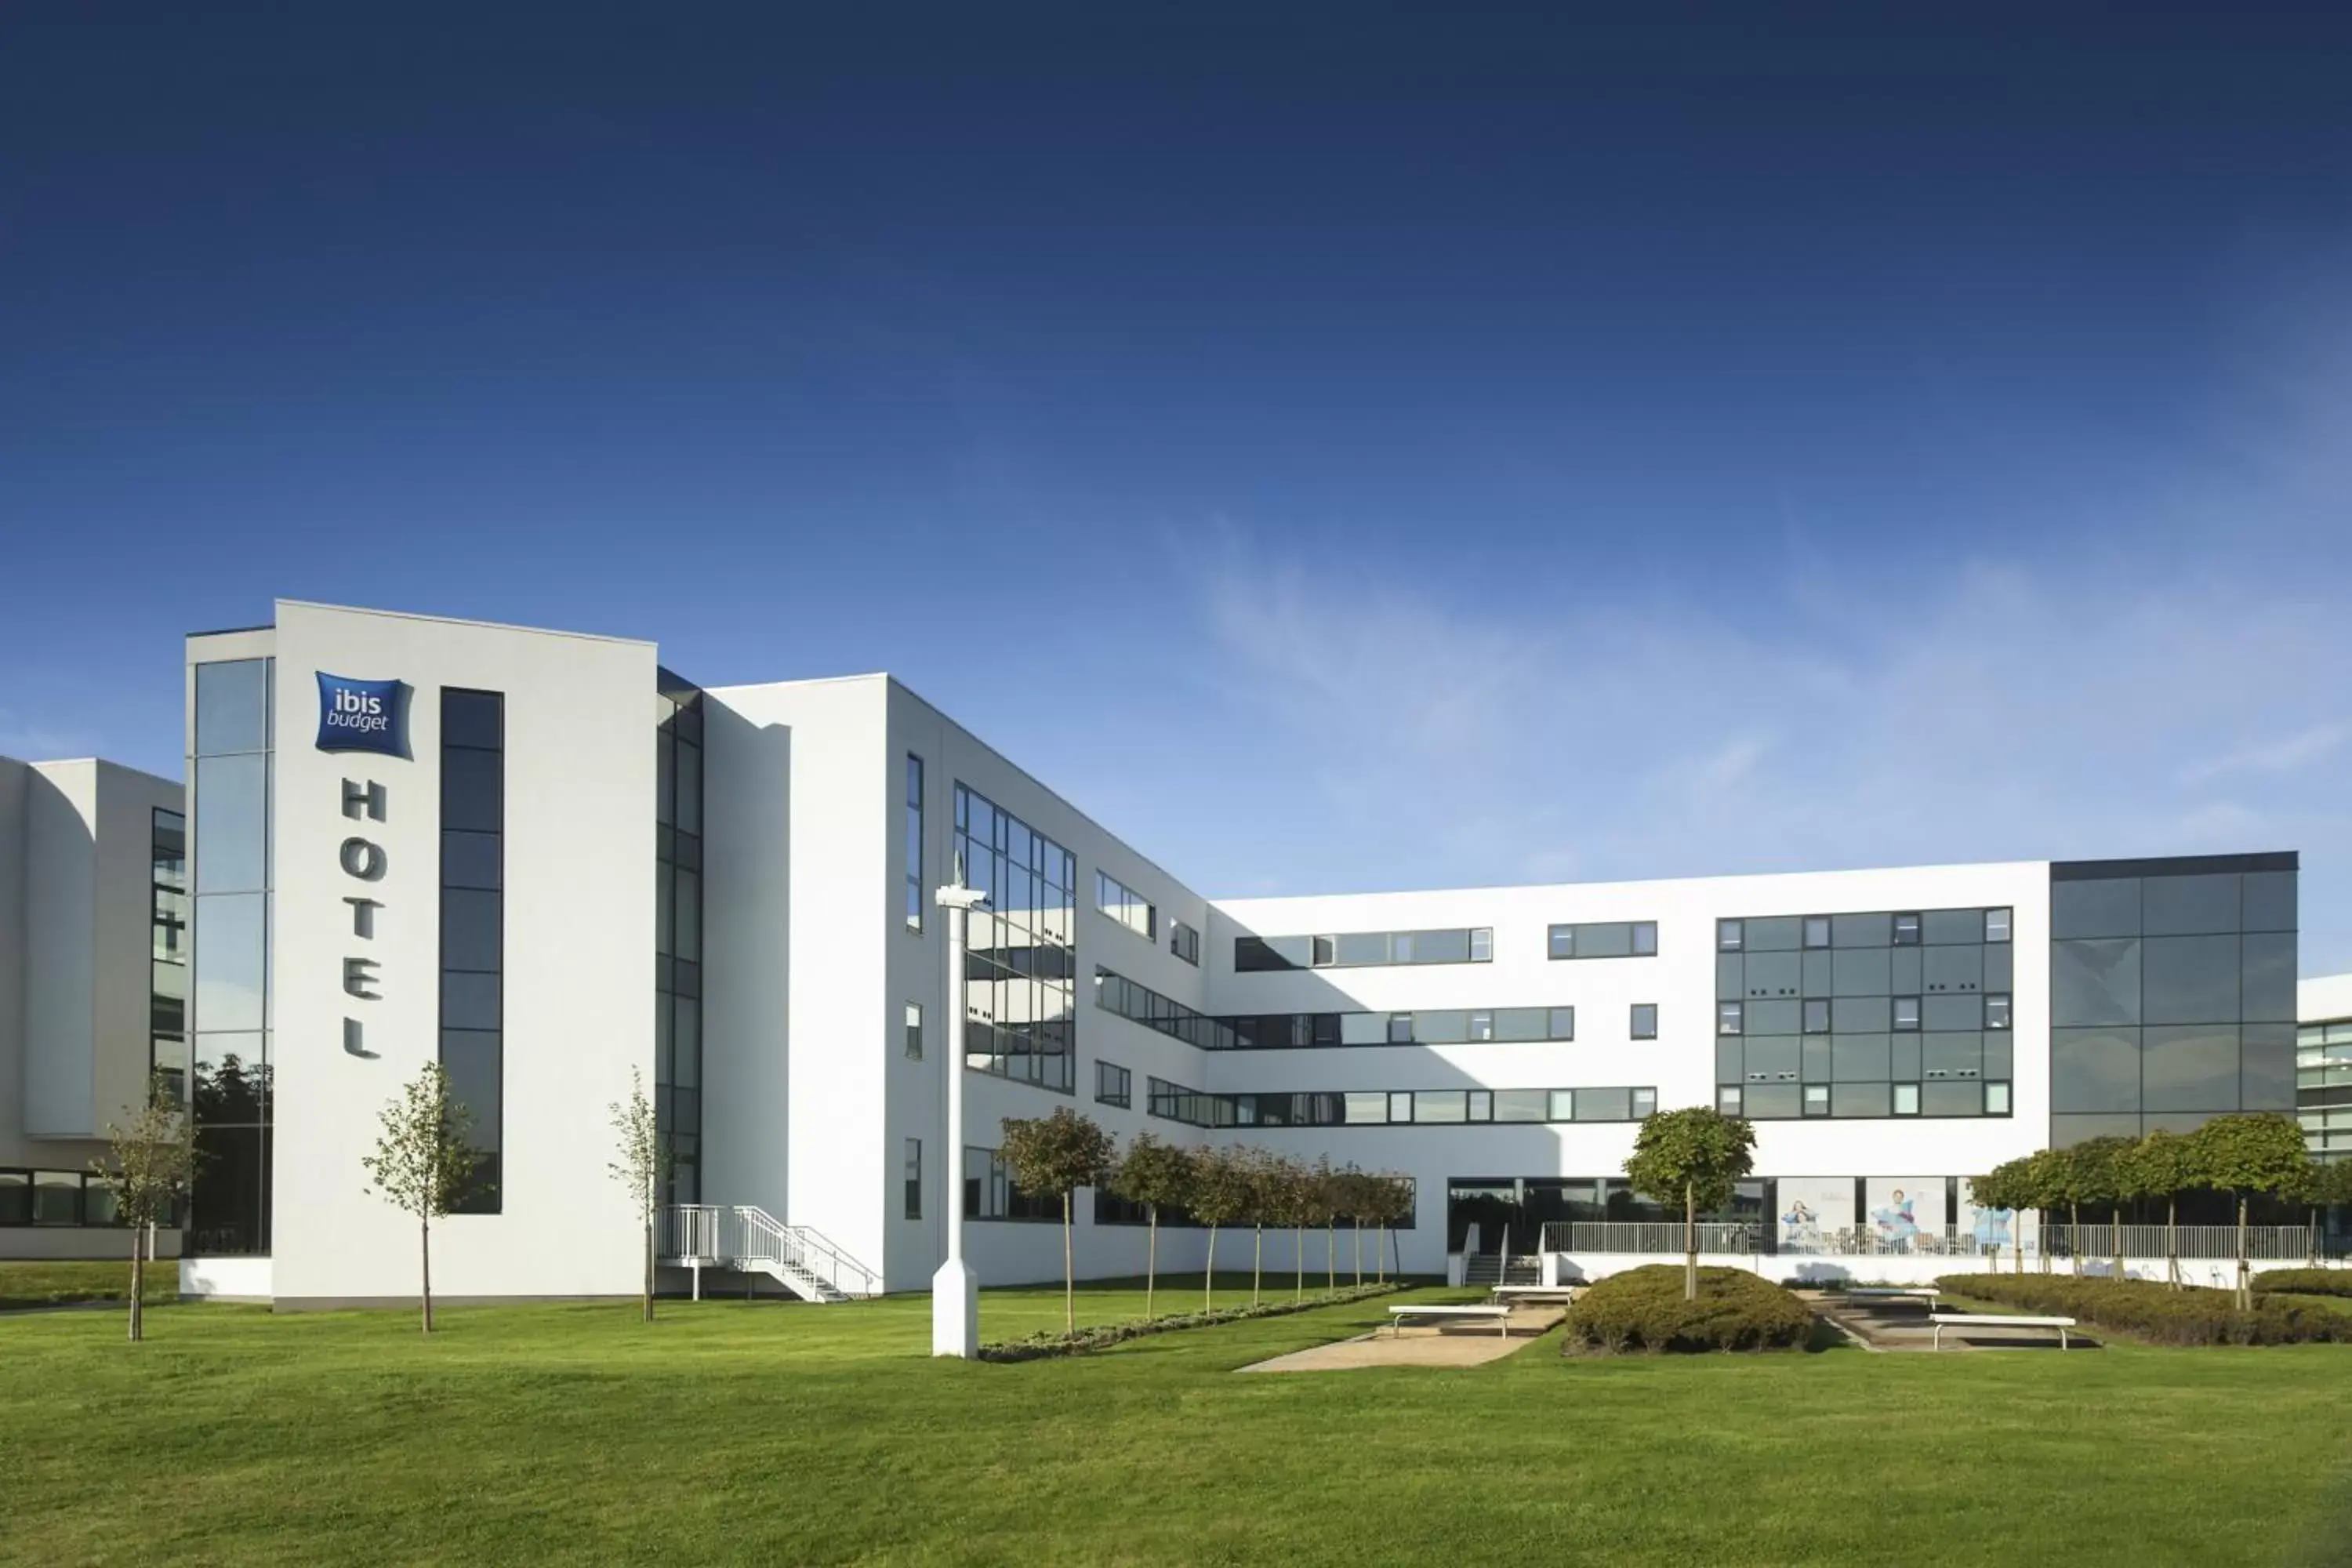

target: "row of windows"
[0,1170,140,1227]
[1097,870,1156,940]
[2050,1023,2296,1116]
[189,656,274,1258]
[659,680,708,1206]
[151,808,189,1107]
[2053,870,2296,940]
[1547,922,1658,960]
[2052,935,2298,1028]
[1719,995,2011,1035]
[1236,927,1494,971]
[956,786,1079,1095]
[1096,968,1628,1050]
[1719,941,2013,1002]
[1719,909,2011,952]
[1716,1031,2015,1087]
[1717,1081,2012,1120]
[1144,1076,1659,1129]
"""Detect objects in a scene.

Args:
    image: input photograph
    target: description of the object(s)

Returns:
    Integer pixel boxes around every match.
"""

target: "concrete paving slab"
[1237,1305,1566,1371]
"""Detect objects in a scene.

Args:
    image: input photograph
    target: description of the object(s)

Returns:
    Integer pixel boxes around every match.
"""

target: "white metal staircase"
[661,1205,882,1304]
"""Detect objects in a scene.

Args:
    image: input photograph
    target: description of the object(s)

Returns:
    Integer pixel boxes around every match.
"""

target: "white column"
[932,879,986,1357]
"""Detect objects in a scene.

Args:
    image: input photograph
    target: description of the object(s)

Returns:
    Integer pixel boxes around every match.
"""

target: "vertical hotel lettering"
[313,673,411,1057]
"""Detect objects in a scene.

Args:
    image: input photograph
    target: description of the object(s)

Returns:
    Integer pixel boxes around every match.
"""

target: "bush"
[2252,1269,2352,1300]
[1565,1265,1813,1354]
[1935,1273,2351,1347]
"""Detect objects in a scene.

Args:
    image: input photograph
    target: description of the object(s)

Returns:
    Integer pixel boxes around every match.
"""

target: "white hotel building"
[171,600,2318,1305]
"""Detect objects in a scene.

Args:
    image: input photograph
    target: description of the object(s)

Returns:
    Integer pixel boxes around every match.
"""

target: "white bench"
[1386,1304,1513,1338]
[1844,1287,1941,1303]
[1490,1284,1577,1302]
[1929,1312,2076,1351]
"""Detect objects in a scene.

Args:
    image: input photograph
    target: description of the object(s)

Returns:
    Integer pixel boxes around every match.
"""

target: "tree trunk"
[1353,1218,1363,1287]
[2236,1194,2250,1311]
[1375,1220,1386,1283]
[1326,1221,1335,1292]
[421,1217,434,1334]
[2111,1205,2124,1282]
[2069,1202,2081,1276]
[1145,1208,1159,1320]
[1062,1191,1074,1338]
[2013,1214,2023,1276]
[643,1216,655,1323]
[2309,1207,2321,1267]
[1293,1225,1303,1301]
[1204,1225,1217,1313]
[2166,1195,2180,1288]
[1389,1222,1401,1280]
[1683,1180,1698,1302]
[128,1224,144,1345]
[1251,1224,1262,1307]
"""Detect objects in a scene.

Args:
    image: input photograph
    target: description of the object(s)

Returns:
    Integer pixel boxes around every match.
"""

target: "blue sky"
[4,3,2350,970]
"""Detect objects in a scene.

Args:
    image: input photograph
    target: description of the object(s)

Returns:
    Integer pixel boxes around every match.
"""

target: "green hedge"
[1564,1265,1814,1354]
[2252,1269,2352,1300]
[979,1283,1402,1362]
[1935,1273,2350,1347]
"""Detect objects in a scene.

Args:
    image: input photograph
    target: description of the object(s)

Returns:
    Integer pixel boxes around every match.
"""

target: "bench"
[1929,1312,2076,1351]
[1490,1285,1577,1302]
[1842,1287,1941,1303]
[1386,1304,1514,1338]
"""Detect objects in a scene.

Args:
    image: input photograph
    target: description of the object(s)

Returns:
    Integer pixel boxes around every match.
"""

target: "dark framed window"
[1632,1004,1658,1040]
[1549,922,1660,961]
[904,1139,922,1221]
[439,688,503,1214]
[1171,920,1200,966]
[1096,1059,1132,1109]
[904,755,924,932]
[905,1002,924,1061]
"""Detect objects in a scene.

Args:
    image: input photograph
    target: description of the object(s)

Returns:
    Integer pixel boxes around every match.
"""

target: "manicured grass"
[4,1278,2352,1566]
[0,1258,175,1312]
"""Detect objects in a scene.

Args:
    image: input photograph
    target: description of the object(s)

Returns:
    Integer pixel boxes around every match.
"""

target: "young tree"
[1375,1174,1414,1281]
[1311,1156,1341,1291]
[1185,1145,1253,1312]
[361,1061,487,1334]
[997,1107,1116,1337]
[2120,1129,2198,1287]
[2062,1137,2137,1279]
[89,1075,196,1344]
[608,1067,669,1323]
[2016,1148,2074,1273]
[1106,1132,1192,1320]
[1623,1105,1757,1301]
[1968,1162,2023,1276]
[1258,1155,1310,1301]
[1336,1165,1369,1286]
[2308,1158,2352,1266]
[2190,1112,2314,1308]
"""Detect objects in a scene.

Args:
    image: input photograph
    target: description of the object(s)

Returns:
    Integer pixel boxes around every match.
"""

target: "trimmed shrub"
[1935,1273,2351,1347]
[2252,1269,2352,1300]
[979,1283,1401,1362]
[1565,1265,1813,1354]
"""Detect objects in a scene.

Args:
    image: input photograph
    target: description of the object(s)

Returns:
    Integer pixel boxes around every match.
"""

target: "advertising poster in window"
[1776,1177,1853,1254]
[1865,1178,1947,1254]
[1959,1177,2034,1260]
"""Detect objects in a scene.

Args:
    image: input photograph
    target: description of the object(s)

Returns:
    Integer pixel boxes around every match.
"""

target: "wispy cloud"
[1175,541,2352,971]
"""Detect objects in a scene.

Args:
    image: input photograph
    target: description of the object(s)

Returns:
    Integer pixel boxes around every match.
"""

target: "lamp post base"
[931,1258,978,1358]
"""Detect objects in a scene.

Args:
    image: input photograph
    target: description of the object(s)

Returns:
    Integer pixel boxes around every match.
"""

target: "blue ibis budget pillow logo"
[315,673,410,758]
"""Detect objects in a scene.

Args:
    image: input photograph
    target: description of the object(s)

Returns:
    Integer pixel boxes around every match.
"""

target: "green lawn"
[4,1277,2352,1566]
[0,1258,176,1312]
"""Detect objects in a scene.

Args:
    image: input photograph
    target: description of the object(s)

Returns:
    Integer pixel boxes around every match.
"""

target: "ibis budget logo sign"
[314,673,410,759]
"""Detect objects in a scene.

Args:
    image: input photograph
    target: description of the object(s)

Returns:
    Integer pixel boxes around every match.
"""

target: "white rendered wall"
[263,601,656,1305]
[1206,862,2053,1275]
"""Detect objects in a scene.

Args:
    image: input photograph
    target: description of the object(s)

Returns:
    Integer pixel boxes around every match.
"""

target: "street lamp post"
[933,872,989,1358]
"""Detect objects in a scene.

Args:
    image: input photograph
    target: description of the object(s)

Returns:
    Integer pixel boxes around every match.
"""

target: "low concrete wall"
[180,1255,273,1301]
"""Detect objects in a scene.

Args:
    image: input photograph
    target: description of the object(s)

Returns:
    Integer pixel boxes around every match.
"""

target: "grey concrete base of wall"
[265,1294,641,1312]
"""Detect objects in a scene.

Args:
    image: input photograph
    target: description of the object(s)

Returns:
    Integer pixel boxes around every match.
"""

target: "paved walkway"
[1237,1305,1567,1371]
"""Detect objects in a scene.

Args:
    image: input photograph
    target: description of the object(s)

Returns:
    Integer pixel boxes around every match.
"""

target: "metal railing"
[1535,1219,2342,1263]
[659,1204,884,1297]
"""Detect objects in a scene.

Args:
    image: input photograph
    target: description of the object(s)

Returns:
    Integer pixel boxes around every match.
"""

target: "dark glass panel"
[1832,1083,1889,1117]
[1922,945,1982,994]
[441,831,502,890]
[441,971,500,1031]
[2140,872,2240,936]
[1833,913,1892,948]
[194,659,269,755]
[1921,1081,1983,1117]
[2241,870,2297,934]
[1745,916,1802,952]
[1831,947,1891,997]
[2241,1022,2296,1111]
[2141,935,2239,1025]
[2143,1024,2239,1112]
[2052,938,2141,1026]
[1831,1034,1890,1082]
[2241,932,2297,1022]
[441,1029,503,1152]
[2053,878,2140,939]
[441,888,503,973]
[2052,1026,2142,1112]
[441,689,503,750]
[1921,909,1983,946]
[440,746,503,834]
[2052,1113,2143,1147]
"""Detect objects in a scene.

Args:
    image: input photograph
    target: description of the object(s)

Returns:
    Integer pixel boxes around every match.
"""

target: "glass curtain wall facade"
[151,808,189,1105]
[952,785,1076,1094]
[439,688,504,1213]
[189,658,273,1256]
[1714,907,2015,1121]
[2049,855,2298,1145]
[656,676,705,1205]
